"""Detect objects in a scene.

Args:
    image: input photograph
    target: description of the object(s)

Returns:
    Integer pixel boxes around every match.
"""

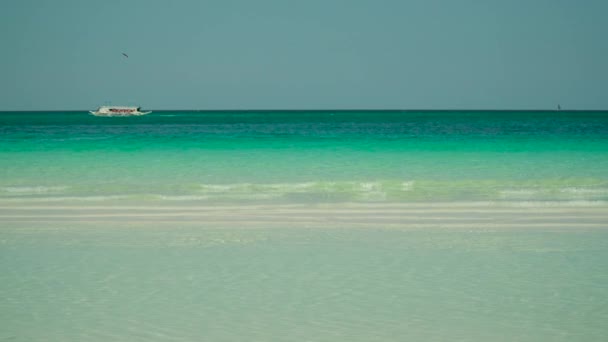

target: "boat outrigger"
[90,106,151,116]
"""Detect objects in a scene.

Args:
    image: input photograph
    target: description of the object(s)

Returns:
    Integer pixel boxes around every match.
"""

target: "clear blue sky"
[1,0,607,110]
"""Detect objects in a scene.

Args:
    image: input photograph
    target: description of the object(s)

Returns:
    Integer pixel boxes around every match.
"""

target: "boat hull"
[89,111,151,117]
[89,106,151,117]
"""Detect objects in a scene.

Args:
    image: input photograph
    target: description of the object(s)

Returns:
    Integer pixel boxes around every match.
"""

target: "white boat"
[90,106,151,116]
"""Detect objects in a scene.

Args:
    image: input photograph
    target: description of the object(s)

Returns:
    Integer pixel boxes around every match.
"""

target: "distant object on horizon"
[90,106,151,117]
[558,104,561,110]
[122,52,129,58]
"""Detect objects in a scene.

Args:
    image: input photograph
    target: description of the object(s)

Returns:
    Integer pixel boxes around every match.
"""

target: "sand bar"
[1,202,607,229]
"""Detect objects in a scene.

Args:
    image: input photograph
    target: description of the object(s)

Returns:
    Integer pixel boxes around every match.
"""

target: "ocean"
[2,110,608,203]
[1,110,608,341]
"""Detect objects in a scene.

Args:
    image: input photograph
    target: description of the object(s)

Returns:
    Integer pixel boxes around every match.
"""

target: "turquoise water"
[1,110,608,203]
[2,111,608,341]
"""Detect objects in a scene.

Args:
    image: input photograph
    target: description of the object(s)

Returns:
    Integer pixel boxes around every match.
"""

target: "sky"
[1,0,607,110]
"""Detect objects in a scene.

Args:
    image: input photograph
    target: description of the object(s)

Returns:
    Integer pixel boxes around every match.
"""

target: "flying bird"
[122,52,129,58]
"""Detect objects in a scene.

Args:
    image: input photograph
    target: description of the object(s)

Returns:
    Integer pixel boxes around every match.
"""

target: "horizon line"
[2,108,608,113]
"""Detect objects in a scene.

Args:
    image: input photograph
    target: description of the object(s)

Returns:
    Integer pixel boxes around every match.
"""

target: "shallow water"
[1,224,608,341]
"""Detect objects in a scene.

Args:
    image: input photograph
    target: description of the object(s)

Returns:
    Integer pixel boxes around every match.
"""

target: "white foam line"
[0,219,606,229]
[2,213,606,225]
[1,207,607,215]
[0,208,608,219]
[0,210,580,217]
[0,213,525,220]
[1,201,608,209]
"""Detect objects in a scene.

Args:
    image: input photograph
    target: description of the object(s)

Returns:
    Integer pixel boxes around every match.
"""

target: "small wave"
[0,195,128,202]
[199,183,317,193]
[559,187,608,194]
[401,181,415,191]
[1,186,69,194]
[154,195,211,201]
[506,200,608,207]
[359,182,380,191]
[499,189,539,199]
[199,181,414,193]
[195,181,420,203]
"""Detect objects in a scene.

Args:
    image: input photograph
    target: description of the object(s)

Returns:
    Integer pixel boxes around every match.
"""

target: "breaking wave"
[1,180,607,203]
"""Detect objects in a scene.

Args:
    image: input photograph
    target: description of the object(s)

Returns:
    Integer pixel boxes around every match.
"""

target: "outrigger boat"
[90,106,151,116]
